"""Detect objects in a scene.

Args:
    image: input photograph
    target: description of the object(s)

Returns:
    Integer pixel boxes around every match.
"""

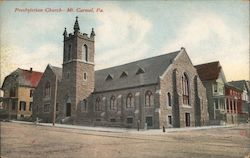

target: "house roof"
[19,69,43,87]
[2,68,43,88]
[194,61,221,81]
[94,50,181,92]
[228,80,249,91]
[225,83,243,92]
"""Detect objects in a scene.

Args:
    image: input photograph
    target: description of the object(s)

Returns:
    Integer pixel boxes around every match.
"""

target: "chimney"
[30,68,33,72]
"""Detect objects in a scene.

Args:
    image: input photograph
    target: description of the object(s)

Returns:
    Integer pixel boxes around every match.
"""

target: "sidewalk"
[9,120,239,135]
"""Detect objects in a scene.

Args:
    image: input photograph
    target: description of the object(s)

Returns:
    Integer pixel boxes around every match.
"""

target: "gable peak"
[136,67,145,75]
[120,71,128,78]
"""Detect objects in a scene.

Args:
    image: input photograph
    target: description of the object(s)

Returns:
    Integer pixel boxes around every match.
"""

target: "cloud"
[7,43,62,72]
[1,15,63,46]
[94,4,152,69]
[162,12,249,81]
[0,15,63,85]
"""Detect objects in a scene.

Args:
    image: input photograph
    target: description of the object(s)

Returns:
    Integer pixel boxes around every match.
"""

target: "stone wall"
[58,32,95,123]
[76,84,160,129]
[159,50,208,128]
[33,66,59,123]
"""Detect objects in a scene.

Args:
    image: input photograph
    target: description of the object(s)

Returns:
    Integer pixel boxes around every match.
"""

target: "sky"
[0,0,249,86]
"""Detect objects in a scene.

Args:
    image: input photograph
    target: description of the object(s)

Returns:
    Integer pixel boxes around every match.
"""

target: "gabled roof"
[194,61,222,81]
[94,50,181,92]
[225,83,243,92]
[228,80,250,91]
[19,69,43,87]
[2,68,43,88]
[49,65,62,81]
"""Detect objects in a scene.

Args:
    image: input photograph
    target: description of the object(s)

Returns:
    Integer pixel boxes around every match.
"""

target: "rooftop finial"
[90,28,95,38]
[63,27,67,37]
[74,16,80,33]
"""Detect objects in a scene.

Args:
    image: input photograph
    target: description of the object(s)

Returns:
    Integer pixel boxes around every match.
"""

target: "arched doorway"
[66,103,71,117]
[65,96,71,117]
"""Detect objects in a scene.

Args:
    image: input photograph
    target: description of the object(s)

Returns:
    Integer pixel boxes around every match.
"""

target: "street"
[0,122,249,158]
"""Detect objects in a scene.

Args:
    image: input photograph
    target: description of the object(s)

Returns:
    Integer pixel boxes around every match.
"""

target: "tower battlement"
[63,16,95,41]
[64,32,94,41]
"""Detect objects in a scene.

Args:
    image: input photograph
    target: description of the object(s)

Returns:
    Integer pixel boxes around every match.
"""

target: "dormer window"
[120,71,128,78]
[106,74,113,81]
[136,67,145,75]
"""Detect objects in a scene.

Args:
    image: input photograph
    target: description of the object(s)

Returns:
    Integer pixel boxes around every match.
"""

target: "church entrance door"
[185,113,190,127]
[66,103,71,117]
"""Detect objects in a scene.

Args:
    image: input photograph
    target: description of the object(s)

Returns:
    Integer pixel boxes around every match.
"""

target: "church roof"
[94,51,180,92]
[194,61,221,81]
[49,65,62,81]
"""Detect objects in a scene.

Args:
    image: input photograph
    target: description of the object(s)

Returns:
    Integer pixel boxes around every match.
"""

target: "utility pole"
[52,75,58,126]
[8,98,11,121]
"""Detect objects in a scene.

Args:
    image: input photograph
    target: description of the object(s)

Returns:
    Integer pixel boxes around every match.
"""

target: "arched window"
[95,97,101,111]
[126,93,134,108]
[67,44,71,61]
[145,91,154,107]
[45,82,50,97]
[110,96,116,110]
[182,74,190,105]
[83,44,88,62]
[167,92,171,107]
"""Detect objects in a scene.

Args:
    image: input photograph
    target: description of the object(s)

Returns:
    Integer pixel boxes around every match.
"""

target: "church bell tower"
[60,16,95,121]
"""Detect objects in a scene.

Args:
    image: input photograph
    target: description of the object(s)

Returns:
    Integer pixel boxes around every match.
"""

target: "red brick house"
[225,84,246,123]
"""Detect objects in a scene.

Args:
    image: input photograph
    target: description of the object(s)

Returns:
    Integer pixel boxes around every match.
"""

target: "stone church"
[33,17,209,129]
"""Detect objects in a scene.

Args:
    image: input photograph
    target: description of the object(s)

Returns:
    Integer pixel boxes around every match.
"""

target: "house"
[195,61,249,124]
[1,68,43,120]
[228,80,250,122]
[33,17,209,129]
[195,61,227,124]
[224,83,243,123]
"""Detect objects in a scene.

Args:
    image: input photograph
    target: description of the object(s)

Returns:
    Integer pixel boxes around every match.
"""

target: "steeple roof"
[73,16,80,32]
